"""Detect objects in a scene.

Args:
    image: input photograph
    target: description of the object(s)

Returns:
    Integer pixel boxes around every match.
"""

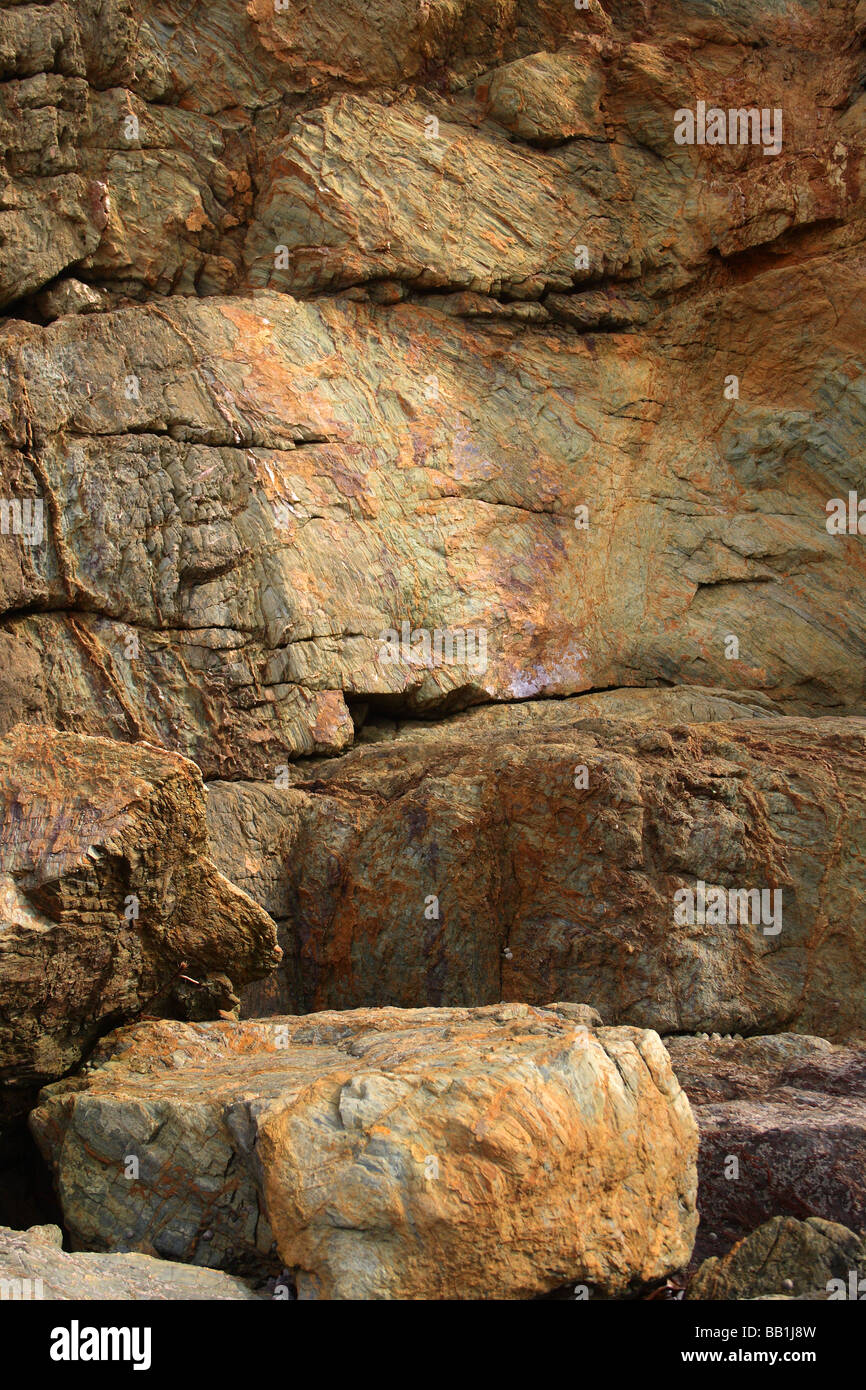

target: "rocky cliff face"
[1,0,866,769]
[207,708,866,1038]
[0,0,865,1303]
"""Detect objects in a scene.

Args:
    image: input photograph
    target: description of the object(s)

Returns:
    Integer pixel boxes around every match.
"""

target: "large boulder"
[0,1223,264,1301]
[205,708,866,1040]
[0,725,280,1111]
[667,1034,866,1263]
[30,1004,698,1300]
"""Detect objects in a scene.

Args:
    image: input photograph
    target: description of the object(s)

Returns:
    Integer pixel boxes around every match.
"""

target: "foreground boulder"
[0,726,280,1110]
[206,708,866,1040]
[30,1004,697,1300]
[687,1217,866,1301]
[0,1224,263,1301]
[666,1034,866,1264]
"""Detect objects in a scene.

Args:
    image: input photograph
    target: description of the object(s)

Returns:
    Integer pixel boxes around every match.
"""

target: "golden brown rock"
[31,1004,698,1300]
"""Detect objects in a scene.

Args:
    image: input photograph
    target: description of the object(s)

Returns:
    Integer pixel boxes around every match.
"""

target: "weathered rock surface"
[2,0,866,1306]
[0,1222,264,1300]
[0,724,280,1108]
[0,0,864,776]
[30,1004,698,1300]
[1,0,863,308]
[205,709,866,1040]
[1,265,865,774]
[687,1216,866,1301]
[667,1034,866,1263]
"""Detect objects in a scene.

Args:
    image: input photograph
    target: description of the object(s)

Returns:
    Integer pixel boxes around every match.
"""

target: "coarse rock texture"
[2,0,866,1304]
[29,1004,698,1300]
[0,1222,265,1300]
[0,274,865,775]
[686,1215,866,1301]
[0,724,280,1111]
[666,1033,866,1264]
[1,0,864,309]
[0,3,864,763]
[205,708,866,1040]
[0,0,864,774]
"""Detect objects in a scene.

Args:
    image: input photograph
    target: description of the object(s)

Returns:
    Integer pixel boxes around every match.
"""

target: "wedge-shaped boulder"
[31,1004,698,1300]
[0,726,280,1106]
[0,1224,263,1301]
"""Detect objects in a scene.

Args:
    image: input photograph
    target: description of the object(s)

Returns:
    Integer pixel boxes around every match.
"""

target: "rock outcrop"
[1,279,864,775]
[0,725,280,1111]
[205,707,866,1041]
[1,0,865,1307]
[30,1004,698,1300]
[0,1222,264,1300]
[0,0,864,773]
[667,1034,866,1264]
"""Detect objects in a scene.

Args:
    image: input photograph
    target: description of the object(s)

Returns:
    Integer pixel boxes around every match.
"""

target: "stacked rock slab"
[30,1004,698,1300]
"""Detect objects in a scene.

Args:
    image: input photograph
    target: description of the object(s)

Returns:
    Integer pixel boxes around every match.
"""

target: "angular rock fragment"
[30,1004,698,1300]
[0,1223,264,1301]
[0,725,280,1107]
[687,1216,866,1301]
[206,709,866,1041]
[667,1034,866,1263]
